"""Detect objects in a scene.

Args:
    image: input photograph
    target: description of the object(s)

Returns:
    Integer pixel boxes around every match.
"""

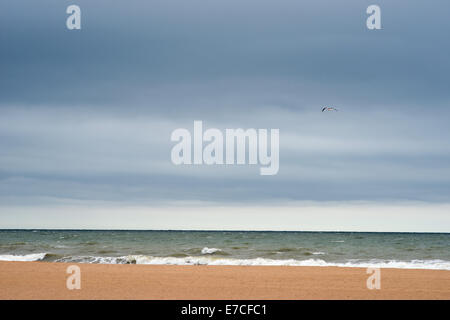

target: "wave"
[276,247,298,252]
[0,253,47,261]
[49,255,450,270]
[1,252,449,270]
[201,247,221,255]
[54,255,131,264]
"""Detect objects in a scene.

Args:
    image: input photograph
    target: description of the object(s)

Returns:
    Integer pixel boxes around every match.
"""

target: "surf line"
[170,121,279,175]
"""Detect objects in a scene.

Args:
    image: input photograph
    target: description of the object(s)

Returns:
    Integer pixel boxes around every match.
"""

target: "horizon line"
[0,228,449,234]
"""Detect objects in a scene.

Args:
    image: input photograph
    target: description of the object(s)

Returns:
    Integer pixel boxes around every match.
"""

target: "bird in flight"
[321,106,339,112]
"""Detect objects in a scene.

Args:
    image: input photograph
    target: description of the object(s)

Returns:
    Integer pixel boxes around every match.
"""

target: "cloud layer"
[1,1,449,227]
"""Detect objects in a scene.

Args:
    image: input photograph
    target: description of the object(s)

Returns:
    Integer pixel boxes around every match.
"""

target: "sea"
[0,230,449,270]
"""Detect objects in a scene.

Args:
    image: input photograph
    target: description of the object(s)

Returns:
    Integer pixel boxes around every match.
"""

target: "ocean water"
[0,230,449,270]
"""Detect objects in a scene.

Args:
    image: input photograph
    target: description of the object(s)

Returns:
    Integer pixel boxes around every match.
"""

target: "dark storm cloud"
[0,0,450,206]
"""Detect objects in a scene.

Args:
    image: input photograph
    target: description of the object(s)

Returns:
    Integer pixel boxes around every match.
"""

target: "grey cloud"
[1,0,450,207]
[1,0,449,108]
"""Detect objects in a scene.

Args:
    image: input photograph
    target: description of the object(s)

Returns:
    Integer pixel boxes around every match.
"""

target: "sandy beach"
[0,261,449,300]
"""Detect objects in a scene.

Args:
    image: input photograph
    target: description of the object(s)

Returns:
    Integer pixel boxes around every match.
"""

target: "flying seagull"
[321,106,339,112]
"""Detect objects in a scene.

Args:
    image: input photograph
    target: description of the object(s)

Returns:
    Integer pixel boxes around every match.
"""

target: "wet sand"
[0,261,449,299]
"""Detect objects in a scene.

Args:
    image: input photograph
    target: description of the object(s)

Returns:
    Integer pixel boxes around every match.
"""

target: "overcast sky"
[1,1,449,231]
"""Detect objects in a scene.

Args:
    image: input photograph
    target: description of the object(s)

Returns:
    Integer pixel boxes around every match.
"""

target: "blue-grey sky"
[1,1,449,230]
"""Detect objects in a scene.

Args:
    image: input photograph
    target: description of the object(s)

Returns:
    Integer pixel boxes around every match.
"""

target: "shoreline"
[0,261,449,299]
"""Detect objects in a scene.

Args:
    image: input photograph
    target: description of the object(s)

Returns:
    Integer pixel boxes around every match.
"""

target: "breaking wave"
[201,247,221,255]
[47,255,450,270]
[0,253,47,261]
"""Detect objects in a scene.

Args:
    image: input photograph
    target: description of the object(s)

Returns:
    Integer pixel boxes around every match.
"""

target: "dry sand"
[0,261,449,299]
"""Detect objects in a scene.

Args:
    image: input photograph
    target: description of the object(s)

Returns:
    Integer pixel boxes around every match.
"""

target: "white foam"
[0,253,47,261]
[115,255,450,270]
[55,255,128,264]
[201,247,221,254]
[4,252,449,270]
